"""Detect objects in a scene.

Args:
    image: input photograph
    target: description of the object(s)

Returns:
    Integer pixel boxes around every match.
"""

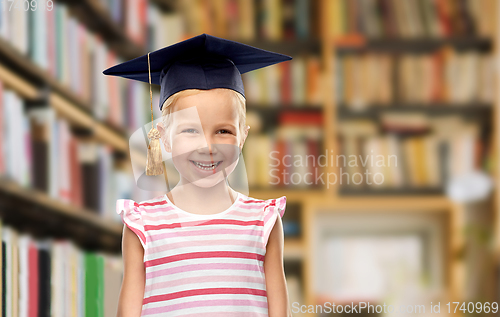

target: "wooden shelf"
[249,188,325,201]
[339,186,445,196]
[327,195,453,213]
[0,179,122,253]
[337,103,493,120]
[247,104,323,111]
[247,104,323,131]
[335,36,492,53]
[56,0,146,60]
[0,63,38,100]
[239,39,321,56]
[150,0,177,12]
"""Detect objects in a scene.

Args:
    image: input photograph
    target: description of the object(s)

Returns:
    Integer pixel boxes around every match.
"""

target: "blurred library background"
[0,0,499,316]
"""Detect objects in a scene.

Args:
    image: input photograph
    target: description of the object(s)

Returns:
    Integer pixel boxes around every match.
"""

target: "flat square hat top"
[102,33,292,110]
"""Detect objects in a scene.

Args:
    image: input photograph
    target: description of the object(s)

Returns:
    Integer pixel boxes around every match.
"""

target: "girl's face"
[159,89,244,188]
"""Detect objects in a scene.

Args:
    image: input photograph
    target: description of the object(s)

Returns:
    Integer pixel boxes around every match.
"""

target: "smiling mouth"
[190,160,222,171]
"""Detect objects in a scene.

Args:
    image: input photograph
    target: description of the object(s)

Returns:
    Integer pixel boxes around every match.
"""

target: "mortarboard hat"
[102,33,292,110]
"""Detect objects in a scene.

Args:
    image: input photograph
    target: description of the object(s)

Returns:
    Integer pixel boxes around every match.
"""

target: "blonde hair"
[161,88,247,144]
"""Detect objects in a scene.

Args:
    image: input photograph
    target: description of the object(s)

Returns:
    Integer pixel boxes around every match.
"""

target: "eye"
[217,129,233,134]
[182,128,198,133]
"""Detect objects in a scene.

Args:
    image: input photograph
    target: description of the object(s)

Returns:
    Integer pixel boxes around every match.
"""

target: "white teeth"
[192,161,221,170]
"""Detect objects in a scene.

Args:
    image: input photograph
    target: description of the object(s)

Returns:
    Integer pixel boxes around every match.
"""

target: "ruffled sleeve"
[262,196,287,247]
[116,199,146,249]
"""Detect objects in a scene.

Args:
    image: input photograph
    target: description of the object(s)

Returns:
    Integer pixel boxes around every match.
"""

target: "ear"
[239,125,250,150]
[156,122,172,153]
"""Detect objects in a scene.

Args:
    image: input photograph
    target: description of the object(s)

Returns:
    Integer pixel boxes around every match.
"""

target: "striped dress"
[116,192,287,316]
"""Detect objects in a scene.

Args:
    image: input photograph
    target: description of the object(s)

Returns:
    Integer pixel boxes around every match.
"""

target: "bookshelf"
[240,38,321,56]
[311,1,498,317]
[0,0,167,315]
[0,179,122,252]
[336,37,492,53]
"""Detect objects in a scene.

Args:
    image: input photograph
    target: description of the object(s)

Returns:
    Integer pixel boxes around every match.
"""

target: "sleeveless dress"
[116,192,287,317]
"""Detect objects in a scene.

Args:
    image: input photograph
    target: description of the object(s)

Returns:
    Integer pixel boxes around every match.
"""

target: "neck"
[170,177,237,205]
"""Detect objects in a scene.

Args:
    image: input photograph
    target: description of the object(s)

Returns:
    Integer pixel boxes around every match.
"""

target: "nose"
[207,142,216,153]
[197,133,217,155]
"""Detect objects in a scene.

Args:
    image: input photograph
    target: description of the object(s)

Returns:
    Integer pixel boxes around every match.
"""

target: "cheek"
[219,137,238,146]
[170,138,193,166]
[171,134,203,152]
[219,142,240,162]
[171,137,189,151]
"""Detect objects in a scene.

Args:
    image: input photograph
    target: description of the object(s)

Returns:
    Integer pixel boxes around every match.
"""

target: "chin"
[190,174,226,188]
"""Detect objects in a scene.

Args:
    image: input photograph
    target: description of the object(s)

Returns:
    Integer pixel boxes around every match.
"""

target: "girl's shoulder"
[115,195,170,249]
[117,194,169,215]
[136,194,169,208]
[238,193,287,216]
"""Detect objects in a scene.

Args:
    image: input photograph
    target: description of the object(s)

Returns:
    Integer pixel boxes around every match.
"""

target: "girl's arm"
[116,226,146,317]
[264,215,293,317]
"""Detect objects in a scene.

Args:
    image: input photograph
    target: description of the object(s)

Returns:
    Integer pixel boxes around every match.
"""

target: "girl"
[105,34,292,317]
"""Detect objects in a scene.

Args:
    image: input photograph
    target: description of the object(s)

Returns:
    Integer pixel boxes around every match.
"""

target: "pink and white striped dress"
[116,192,287,316]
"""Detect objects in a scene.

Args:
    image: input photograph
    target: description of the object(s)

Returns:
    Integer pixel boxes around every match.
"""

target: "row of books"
[337,115,486,189]
[179,0,319,41]
[96,0,185,49]
[336,48,495,109]
[244,112,323,189]
[326,0,495,39]
[147,7,185,50]
[0,1,178,133]
[242,54,322,106]
[1,220,123,317]
[78,0,148,47]
[0,82,156,220]
[0,1,102,89]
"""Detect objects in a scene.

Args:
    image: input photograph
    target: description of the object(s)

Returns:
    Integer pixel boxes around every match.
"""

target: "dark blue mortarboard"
[102,33,292,110]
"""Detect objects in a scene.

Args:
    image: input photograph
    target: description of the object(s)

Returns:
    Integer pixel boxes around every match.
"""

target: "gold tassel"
[146,127,163,175]
[145,52,164,176]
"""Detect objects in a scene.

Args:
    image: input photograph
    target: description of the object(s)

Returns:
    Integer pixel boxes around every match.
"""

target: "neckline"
[163,192,241,218]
